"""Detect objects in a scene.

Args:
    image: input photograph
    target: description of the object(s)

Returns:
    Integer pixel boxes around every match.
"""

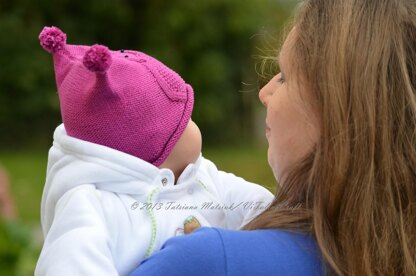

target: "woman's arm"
[130,227,226,276]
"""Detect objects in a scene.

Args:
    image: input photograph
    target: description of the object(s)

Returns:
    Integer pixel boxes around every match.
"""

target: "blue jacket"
[130,227,325,276]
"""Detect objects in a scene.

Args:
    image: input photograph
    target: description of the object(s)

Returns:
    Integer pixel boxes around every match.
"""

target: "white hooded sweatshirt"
[35,125,274,275]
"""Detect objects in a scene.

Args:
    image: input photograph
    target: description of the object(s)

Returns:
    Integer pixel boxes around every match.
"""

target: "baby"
[35,26,273,276]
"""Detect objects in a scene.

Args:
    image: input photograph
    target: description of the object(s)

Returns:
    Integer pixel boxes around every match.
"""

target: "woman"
[131,0,416,275]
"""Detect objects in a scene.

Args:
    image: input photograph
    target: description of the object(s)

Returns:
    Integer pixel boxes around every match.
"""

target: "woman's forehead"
[279,29,297,70]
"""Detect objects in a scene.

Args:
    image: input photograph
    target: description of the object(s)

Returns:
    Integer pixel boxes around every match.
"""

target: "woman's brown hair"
[244,0,416,275]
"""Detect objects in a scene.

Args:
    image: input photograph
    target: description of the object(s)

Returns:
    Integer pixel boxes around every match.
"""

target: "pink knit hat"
[39,26,194,166]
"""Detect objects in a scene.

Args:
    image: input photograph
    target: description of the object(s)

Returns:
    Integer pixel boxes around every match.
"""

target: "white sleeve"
[217,171,274,229]
[35,185,118,276]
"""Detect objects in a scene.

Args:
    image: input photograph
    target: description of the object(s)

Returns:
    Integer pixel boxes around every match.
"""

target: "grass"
[0,150,48,275]
[0,150,48,225]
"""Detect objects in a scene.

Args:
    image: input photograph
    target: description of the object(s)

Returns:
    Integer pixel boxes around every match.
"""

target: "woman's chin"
[267,153,280,185]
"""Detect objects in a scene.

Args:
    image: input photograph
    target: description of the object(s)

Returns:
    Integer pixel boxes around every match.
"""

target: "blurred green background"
[0,0,295,274]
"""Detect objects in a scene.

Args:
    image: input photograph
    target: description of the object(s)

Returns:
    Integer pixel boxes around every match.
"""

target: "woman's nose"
[259,85,270,107]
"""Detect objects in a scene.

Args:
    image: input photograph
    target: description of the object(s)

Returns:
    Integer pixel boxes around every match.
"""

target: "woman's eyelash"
[277,75,285,84]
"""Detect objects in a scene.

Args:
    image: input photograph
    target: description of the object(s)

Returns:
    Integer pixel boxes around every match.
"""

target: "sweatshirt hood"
[40,124,201,234]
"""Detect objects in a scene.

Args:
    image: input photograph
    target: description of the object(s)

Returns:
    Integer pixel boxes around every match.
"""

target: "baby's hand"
[183,215,201,234]
[175,215,201,236]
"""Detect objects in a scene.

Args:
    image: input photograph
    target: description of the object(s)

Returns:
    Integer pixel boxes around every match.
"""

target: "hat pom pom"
[83,44,112,72]
[39,26,67,53]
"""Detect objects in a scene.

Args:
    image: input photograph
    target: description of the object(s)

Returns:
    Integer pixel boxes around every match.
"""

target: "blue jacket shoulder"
[130,227,324,276]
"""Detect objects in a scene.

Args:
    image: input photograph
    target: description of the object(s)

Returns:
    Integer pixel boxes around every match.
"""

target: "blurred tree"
[0,166,16,219]
[0,0,293,148]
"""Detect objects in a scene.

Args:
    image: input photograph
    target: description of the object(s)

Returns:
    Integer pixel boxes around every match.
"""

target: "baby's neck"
[172,166,186,185]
